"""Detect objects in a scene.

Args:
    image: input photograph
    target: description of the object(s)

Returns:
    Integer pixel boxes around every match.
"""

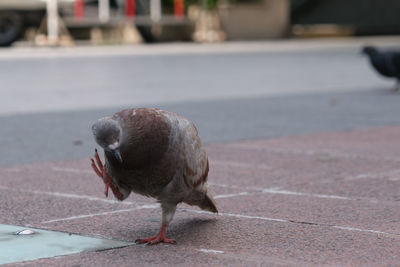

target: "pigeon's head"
[92,117,123,162]
[361,46,378,57]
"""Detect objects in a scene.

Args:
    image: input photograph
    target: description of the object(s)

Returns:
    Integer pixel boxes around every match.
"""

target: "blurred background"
[1,2,400,265]
[1,0,400,46]
[0,0,400,166]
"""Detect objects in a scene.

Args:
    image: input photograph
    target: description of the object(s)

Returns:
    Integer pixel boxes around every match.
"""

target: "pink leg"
[90,149,110,197]
[91,149,105,180]
[91,158,103,177]
[90,149,124,200]
[135,224,176,245]
[103,169,125,200]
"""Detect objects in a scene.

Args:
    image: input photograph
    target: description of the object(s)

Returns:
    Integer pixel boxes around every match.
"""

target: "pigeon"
[362,46,400,91]
[90,108,218,245]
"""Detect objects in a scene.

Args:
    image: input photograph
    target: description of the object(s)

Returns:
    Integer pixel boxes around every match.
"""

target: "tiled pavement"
[1,126,399,266]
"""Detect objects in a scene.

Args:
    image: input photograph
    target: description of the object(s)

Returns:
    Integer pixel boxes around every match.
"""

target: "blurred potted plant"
[184,0,290,41]
[218,0,290,39]
[160,0,290,42]
[186,0,226,42]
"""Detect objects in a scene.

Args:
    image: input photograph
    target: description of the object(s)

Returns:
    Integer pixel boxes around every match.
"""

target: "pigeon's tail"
[184,191,218,213]
[198,193,218,213]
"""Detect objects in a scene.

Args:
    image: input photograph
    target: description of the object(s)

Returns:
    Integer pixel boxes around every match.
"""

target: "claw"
[94,149,104,172]
[103,171,111,197]
[91,158,103,178]
[135,224,176,245]
[90,148,125,201]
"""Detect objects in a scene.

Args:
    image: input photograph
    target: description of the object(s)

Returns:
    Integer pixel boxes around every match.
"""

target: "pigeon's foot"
[91,149,124,201]
[391,80,400,92]
[135,224,176,245]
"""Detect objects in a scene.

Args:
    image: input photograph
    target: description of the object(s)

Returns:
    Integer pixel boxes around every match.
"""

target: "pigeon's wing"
[180,119,209,190]
[382,51,400,78]
[370,52,395,78]
[161,110,209,190]
[392,52,400,79]
[176,118,217,213]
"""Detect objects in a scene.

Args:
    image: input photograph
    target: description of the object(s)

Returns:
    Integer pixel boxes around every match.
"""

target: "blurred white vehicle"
[0,0,177,46]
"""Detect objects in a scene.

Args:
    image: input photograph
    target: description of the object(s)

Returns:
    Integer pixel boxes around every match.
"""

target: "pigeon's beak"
[113,148,123,163]
[108,142,122,163]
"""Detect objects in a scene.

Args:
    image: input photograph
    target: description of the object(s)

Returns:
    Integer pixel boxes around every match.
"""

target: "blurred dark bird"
[362,46,400,91]
[91,108,218,245]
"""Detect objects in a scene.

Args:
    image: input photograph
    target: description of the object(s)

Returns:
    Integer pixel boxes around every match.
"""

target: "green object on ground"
[0,224,132,265]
